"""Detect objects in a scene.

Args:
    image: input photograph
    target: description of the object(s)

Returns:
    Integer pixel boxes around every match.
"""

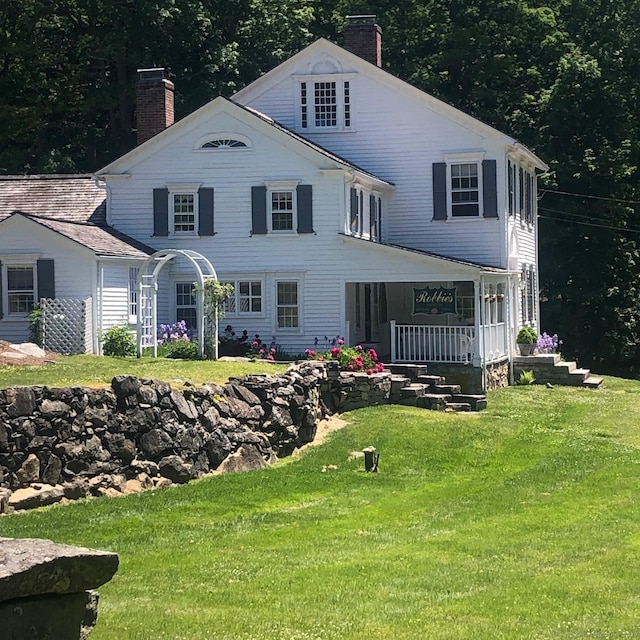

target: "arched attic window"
[195,133,252,151]
[202,138,247,149]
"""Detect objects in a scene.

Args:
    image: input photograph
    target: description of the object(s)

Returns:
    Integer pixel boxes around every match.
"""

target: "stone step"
[451,394,488,411]
[583,376,604,389]
[568,368,592,385]
[445,402,472,412]
[390,375,412,391]
[417,394,450,409]
[433,384,462,395]
[399,383,428,398]
[514,354,561,365]
[416,374,444,387]
[384,364,428,380]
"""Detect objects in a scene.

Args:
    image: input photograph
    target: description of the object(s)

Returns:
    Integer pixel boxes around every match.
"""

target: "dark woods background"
[3,1,640,377]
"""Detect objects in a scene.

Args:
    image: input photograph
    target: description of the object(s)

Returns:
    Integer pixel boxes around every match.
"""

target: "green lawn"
[2,376,640,639]
[0,354,288,388]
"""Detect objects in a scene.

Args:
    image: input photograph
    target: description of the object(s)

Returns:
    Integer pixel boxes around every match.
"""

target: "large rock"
[0,538,118,640]
[0,537,119,601]
[16,453,40,484]
[217,444,268,474]
[140,428,173,460]
[158,455,192,484]
[8,484,64,510]
[5,387,36,418]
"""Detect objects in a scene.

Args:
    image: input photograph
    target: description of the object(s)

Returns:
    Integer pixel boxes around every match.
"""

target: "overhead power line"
[541,188,640,205]
[539,211,640,235]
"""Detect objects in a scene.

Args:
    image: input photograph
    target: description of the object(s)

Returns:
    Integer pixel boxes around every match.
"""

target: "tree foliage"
[3,0,640,375]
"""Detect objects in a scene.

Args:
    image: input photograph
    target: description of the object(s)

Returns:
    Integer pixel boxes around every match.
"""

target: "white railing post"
[390,320,396,362]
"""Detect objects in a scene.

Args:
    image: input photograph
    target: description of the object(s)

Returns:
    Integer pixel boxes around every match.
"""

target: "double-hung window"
[176,282,196,329]
[167,183,200,236]
[222,280,263,316]
[7,266,35,314]
[276,281,299,329]
[271,191,294,231]
[451,163,480,217]
[128,267,139,322]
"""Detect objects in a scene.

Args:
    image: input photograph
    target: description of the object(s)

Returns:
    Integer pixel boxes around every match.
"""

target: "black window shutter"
[432,163,447,220]
[153,188,169,236]
[0,260,3,319]
[198,187,215,236]
[251,186,267,235]
[369,194,377,237]
[37,259,55,301]
[482,159,498,218]
[350,187,358,232]
[296,185,313,233]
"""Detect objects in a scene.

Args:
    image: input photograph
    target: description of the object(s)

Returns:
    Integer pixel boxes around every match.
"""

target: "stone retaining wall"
[0,362,393,511]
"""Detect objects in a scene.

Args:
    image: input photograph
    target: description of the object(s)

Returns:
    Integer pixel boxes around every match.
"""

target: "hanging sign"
[412,286,457,315]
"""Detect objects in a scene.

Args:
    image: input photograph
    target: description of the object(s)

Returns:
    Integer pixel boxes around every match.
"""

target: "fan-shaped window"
[202,138,247,149]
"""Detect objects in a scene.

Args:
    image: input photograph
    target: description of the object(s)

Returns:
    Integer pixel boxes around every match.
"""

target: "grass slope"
[0,355,288,388]
[1,378,640,639]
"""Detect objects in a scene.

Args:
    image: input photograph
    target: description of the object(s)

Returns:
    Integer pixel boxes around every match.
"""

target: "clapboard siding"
[0,217,96,343]
[239,52,514,268]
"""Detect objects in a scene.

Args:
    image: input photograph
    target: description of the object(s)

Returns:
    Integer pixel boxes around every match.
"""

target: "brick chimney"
[135,68,175,145]
[344,15,382,68]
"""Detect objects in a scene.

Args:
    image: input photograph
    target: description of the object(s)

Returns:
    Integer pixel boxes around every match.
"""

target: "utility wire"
[539,212,640,234]
[541,188,640,205]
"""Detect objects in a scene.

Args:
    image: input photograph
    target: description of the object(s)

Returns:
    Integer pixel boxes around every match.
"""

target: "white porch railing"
[390,321,507,364]
[481,322,507,363]
[391,321,476,364]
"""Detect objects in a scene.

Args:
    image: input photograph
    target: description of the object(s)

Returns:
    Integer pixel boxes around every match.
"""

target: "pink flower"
[366,369,373,375]
[252,341,259,347]
[356,357,364,368]
[368,348,378,361]
[337,338,344,345]
[376,363,385,372]
[259,348,265,355]
[267,354,274,361]
[318,356,324,361]
[347,364,354,371]
[355,345,363,352]
[270,348,276,354]
[330,347,340,357]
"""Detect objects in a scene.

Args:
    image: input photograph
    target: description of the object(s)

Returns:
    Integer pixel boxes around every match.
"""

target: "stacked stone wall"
[0,362,394,511]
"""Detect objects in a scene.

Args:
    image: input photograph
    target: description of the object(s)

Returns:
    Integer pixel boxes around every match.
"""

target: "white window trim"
[220,276,265,318]
[274,276,303,334]
[265,180,299,234]
[167,183,201,237]
[444,152,485,220]
[294,73,357,133]
[3,262,37,319]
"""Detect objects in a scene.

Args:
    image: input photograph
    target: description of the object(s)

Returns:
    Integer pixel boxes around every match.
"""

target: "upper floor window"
[507,157,536,224]
[298,75,355,132]
[451,163,479,217]
[172,193,196,233]
[432,156,498,220]
[153,185,215,238]
[271,191,295,231]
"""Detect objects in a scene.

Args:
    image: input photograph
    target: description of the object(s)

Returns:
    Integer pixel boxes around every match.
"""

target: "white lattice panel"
[41,298,89,355]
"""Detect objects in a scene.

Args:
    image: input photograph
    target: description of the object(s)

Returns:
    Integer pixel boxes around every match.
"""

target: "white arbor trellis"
[136,249,218,359]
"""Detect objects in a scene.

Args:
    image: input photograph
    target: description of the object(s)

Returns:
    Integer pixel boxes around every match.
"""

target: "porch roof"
[339,234,509,274]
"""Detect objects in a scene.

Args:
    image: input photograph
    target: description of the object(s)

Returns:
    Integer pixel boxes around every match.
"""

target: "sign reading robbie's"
[412,286,456,315]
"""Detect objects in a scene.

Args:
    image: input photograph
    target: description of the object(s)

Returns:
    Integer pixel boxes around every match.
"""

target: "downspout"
[97,261,104,355]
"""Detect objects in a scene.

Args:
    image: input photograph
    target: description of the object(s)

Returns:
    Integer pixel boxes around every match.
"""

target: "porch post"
[390,319,396,362]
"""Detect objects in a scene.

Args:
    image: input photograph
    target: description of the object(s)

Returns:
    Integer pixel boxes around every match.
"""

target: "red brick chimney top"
[344,15,382,68]
[135,68,175,146]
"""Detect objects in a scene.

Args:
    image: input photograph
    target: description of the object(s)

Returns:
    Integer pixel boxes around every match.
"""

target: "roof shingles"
[0,175,153,258]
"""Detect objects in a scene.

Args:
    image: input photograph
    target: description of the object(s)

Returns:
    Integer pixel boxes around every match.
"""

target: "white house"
[0,16,547,390]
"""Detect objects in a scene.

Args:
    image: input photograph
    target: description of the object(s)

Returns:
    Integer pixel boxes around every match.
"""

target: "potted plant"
[516,326,538,356]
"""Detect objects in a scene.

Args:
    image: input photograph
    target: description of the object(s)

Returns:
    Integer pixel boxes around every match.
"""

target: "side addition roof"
[0,175,154,259]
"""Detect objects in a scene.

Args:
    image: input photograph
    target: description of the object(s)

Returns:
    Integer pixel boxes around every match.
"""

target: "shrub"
[102,325,136,357]
[516,326,538,344]
[28,306,42,346]
[161,340,201,360]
